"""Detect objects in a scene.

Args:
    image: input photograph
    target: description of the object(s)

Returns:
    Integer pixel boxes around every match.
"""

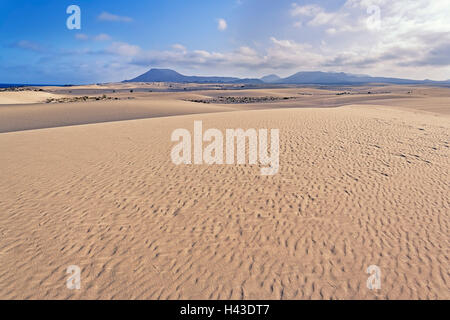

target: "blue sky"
[1,0,450,84]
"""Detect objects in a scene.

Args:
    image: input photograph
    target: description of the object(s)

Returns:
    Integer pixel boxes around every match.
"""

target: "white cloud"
[75,33,89,40]
[98,12,133,22]
[287,0,450,79]
[107,42,141,57]
[217,18,227,31]
[63,1,450,81]
[75,33,111,41]
[104,36,325,75]
[12,40,43,52]
[291,3,350,31]
[94,34,112,41]
[172,44,187,52]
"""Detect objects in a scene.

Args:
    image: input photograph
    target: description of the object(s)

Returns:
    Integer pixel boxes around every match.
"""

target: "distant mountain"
[124,68,263,84]
[278,71,426,85]
[124,68,450,85]
[261,74,281,83]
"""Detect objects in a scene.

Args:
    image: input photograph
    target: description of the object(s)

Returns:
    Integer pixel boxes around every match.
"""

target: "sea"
[0,84,68,88]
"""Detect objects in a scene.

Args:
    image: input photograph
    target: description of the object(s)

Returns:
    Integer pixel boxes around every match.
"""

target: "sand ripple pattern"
[0,105,448,299]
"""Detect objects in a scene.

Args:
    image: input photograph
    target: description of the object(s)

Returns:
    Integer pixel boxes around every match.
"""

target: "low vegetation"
[0,87,44,92]
[186,96,297,104]
[45,95,134,103]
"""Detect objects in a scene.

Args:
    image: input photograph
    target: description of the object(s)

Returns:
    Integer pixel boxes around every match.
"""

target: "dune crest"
[0,91,65,105]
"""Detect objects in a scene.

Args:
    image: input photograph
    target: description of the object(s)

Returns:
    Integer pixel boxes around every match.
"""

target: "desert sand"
[0,84,448,299]
[0,91,64,105]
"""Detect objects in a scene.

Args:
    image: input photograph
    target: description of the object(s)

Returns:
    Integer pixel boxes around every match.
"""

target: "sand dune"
[0,99,238,133]
[0,98,448,299]
[1,85,449,134]
[0,91,65,105]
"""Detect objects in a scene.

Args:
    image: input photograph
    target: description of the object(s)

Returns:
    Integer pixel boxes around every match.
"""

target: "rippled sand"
[0,86,448,299]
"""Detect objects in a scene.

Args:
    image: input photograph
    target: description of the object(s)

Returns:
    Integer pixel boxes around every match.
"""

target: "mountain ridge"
[124,68,450,85]
[124,68,263,84]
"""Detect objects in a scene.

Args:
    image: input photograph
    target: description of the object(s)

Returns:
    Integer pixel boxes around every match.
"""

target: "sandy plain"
[0,83,448,299]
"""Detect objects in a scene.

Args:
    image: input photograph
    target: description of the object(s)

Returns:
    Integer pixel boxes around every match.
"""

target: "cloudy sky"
[1,0,450,84]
